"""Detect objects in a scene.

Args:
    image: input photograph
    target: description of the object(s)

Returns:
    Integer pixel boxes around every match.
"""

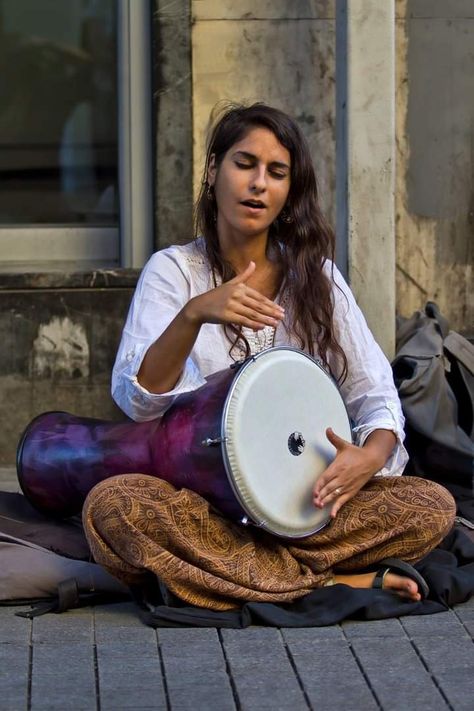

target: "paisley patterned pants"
[83,475,455,611]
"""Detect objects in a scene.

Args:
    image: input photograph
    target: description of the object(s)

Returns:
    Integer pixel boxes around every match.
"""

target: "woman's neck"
[218,230,270,272]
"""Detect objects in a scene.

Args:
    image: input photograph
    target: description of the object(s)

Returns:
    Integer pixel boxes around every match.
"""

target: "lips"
[240,199,266,209]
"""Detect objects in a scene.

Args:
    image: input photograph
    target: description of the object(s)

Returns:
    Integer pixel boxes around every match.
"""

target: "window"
[0,0,152,270]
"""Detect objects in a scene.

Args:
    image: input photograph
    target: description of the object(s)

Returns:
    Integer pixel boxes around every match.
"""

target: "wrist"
[362,430,397,471]
[181,298,203,327]
[361,446,387,473]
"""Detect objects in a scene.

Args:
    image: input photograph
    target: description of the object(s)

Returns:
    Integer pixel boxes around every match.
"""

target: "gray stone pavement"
[1,467,474,710]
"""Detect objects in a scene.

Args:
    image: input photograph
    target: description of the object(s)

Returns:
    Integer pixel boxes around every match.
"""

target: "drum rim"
[220,346,352,538]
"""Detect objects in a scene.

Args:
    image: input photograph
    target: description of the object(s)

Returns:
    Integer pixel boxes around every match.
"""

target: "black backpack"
[392,303,474,515]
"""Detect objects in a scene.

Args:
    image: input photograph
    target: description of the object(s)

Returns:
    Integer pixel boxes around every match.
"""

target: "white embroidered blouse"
[112,239,408,477]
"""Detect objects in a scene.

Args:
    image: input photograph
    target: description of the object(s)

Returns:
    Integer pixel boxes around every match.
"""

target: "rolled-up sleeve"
[112,249,206,421]
[326,263,408,476]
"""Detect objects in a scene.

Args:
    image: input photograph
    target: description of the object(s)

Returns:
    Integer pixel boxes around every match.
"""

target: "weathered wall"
[0,273,136,465]
[338,0,396,357]
[153,0,194,247]
[395,0,473,333]
[2,0,472,467]
[192,0,337,223]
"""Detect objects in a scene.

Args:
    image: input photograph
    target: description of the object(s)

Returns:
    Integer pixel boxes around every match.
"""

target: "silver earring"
[280,209,293,224]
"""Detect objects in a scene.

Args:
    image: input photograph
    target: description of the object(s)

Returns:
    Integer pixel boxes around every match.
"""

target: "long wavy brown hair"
[194,103,348,382]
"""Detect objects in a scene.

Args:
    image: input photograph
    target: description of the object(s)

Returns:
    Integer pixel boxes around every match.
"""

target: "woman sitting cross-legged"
[83,103,455,610]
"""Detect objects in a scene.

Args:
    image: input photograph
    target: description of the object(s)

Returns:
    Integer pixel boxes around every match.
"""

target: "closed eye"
[234,161,287,180]
[234,161,252,170]
[270,170,288,180]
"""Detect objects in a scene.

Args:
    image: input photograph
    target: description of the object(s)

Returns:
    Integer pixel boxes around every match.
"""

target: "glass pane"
[0,0,118,225]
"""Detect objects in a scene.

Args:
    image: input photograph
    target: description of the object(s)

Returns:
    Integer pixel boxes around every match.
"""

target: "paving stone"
[350,638,448,710]
[454,595,474,611]
[30,641,96,710]
[453,601,474,620]
[400,611,466,637]
[1,594,473,709]
[94,602,157,644]
[413,636,474,675]
[342,618,406,638]
[230,677,307,711]
[158,628,226,671]
[97,639,166,710]
[460,618,474,636]
[94,601,146,628]
[0,642,30,709]
[166,683,235,711]
[284,638,377,710]
[0,606,31,643]
[280,626,345,657]
[96,625,158,645]
[221,628,290,667]
[430,669,474,711]
[221,628,308,710]
[159,628,235,710]
[32,608,93,643]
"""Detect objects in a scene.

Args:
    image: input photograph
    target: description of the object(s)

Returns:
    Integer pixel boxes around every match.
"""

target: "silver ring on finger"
[334,487,343,496]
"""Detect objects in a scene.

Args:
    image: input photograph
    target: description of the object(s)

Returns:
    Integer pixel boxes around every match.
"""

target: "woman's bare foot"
[333,571,422,601]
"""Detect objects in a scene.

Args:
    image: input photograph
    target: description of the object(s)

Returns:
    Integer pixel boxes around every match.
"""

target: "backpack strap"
[425,302,450,339]
[444,331,474,375]
[15,578,80,619]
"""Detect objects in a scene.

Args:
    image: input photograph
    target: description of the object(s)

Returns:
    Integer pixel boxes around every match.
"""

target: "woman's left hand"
[313,427,392,518]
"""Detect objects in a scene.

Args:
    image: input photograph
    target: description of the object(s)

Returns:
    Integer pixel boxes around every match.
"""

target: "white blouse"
[112,239,408,477]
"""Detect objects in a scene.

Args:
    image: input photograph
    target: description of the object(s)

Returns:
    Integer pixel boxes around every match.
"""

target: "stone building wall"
[395,0,473,332]
[1,0,472,465]
[192,0,337,224]
[0,272,136,466]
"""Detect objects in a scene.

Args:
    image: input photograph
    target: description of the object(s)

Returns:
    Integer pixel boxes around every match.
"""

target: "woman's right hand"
[183,261,285,331]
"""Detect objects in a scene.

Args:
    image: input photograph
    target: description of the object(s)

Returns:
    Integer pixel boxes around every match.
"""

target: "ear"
[207,154,216,186]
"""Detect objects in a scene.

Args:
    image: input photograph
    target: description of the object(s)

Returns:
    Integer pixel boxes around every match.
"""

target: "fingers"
[314,476,344,509]
[241,294,284,325]
[330,492,348,518]
[314,482,349,519]
[326,427,350,450]
[226,287,284,330]
[197,262,285,330]
[230,261,256,284]
[230,263,285,316]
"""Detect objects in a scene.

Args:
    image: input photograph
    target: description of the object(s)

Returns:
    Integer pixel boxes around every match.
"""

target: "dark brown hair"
[194,102,347,382]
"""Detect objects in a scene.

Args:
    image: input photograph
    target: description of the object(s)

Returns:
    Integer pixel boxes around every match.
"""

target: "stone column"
[336,0,396,357]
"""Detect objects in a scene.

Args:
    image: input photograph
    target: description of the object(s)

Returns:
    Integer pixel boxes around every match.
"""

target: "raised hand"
[183,261,285,331]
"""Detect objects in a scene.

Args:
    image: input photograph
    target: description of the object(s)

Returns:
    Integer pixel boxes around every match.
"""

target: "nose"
[250,165,267,193]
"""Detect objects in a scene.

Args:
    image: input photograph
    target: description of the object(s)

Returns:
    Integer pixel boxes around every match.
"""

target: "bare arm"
[137,261,285,394]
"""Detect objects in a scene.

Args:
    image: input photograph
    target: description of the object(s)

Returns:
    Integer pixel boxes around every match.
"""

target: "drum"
[17,347,352,537]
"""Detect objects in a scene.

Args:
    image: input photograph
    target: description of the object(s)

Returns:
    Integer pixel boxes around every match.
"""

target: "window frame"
[0,0,153,271]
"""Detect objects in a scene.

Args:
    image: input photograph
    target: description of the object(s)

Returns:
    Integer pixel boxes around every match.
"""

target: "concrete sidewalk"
[1,468,474,710]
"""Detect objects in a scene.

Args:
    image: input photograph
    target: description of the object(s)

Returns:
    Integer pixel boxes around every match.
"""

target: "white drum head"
[222,347,352,538]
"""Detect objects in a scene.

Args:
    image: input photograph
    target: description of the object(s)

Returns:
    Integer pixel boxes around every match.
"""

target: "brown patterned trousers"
[83,474,455,611]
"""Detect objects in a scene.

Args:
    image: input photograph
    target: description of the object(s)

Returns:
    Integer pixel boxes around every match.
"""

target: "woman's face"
[208,126,291,245]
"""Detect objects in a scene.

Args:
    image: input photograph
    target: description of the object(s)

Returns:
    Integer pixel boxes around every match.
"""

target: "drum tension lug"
[201,437,223,447]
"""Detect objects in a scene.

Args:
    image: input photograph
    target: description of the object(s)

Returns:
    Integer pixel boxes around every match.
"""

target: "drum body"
[17,366,240,520]
[17,347,352,537]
